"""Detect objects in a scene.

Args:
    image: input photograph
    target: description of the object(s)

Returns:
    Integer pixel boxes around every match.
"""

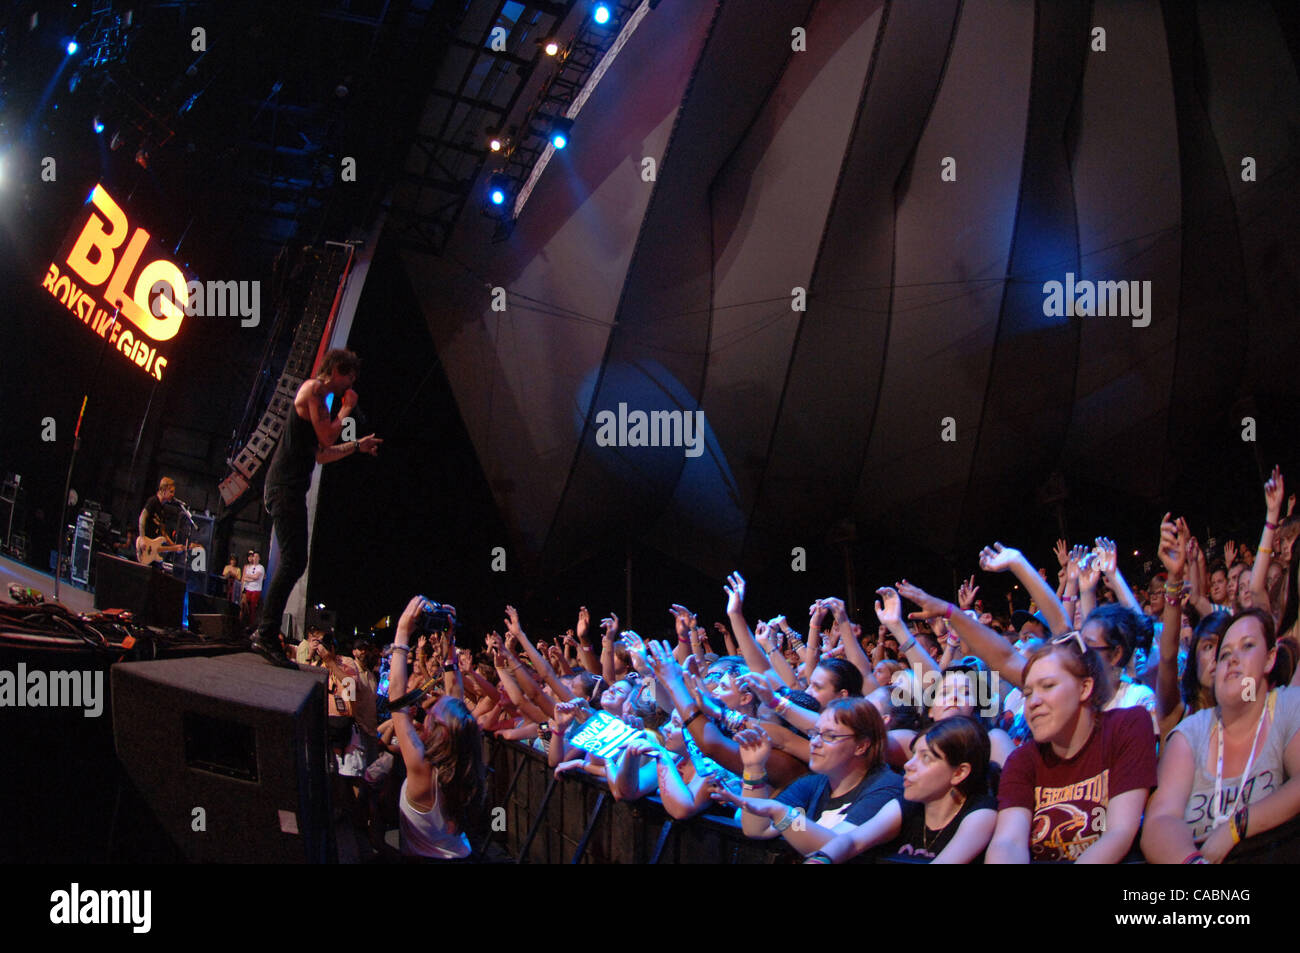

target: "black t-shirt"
[886,793,998,862]
[140,496,169,539]
[777,764,904,833]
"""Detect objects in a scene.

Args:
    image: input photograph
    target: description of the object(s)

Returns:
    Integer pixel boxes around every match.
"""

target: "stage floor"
[0,552,95,614]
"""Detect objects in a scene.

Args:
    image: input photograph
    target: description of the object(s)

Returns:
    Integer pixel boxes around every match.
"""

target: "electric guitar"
[136,535,194,566]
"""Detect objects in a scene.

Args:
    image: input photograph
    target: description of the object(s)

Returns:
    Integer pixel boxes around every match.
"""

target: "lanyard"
[1212,690,1275,827]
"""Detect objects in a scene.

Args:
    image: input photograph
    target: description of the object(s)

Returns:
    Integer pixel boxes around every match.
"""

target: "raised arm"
[879,586,941,679]
[504,605,574,702]
[979,543,1069,637]
[1251,466,1286,616]
[1155,516,1189,731]
[822,598,878,692]
[724,572,769,674]
[574,607,602,675]
[1095,537,1139,611]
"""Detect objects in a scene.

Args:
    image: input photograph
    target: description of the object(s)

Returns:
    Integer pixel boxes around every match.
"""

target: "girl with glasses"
[810,715,997,863]
[711,697,903,858]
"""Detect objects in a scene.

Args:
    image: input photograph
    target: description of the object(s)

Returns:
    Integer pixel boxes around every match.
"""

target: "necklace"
[921,796,966,853]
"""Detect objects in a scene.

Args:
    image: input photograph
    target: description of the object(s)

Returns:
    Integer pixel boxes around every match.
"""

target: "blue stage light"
[92,116,105,134]
[490,187,506,205]
[593,4,611,25]
[66,40,79,55]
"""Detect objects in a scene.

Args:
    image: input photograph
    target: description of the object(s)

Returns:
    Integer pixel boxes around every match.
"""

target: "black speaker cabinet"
[112,653,334,863]
[94,554,185,626]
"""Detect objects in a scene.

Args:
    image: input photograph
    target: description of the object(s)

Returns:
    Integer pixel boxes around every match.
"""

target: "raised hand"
[503,604,523,640]
[646,639,683,684]
[978,542,1022,573]
[873,586,903,626]
[896,579,948,621]
[670,604,694,639]
[576,606,590,642]
[957,575,979,610]
[1053,538,1069,568]
[724,571,747,615]
[1223,540,1238,568]
[733,726,773,772]
[754,620,774,653]
[1093,537,1117,576]
[738,672,777,709]
[1157,513,1186,578]
[622,631,650,674]
[1265,465,1286,519]
[600,612,620,642]
[1066,545,1087,584]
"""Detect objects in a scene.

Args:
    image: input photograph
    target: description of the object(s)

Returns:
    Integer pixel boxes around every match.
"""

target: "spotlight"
[109,130,123,151]
[487,127,503,152]
[486,172,512,209]
[92,115,105,134]
[592,4,611,25]
[550,117,573,150]
[543,36,560,56]
[66,40,79,55]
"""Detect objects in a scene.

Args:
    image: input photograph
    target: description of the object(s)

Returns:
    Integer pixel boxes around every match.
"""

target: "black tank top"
[266,396,321,490]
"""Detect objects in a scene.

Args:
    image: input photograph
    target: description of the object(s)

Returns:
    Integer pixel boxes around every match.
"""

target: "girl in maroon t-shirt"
[988,636,1158,863]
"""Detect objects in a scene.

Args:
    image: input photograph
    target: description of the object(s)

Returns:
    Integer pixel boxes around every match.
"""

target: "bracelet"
[391,644,411,654]
[805,851,833,865]
[943,603,954,620]
[1258,547,1273,556]
[742,774,770,788]
[1061,595,1077,603]
[1231,806,1248,844]
[899,637,917,655]
[774,806,804,833]
[683,708,704,730]
[1265,520,1278,531]
[1182,851,1206,864]
[774,696,791,716]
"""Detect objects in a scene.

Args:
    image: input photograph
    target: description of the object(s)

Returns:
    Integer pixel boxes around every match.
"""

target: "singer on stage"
[251,349,382,666]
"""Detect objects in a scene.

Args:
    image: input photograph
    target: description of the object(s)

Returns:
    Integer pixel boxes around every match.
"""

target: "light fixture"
[543,36,560,56]
[92,115,105,134]
[592,3,611,25]
[550,117,573,150]
[66,39,79,55]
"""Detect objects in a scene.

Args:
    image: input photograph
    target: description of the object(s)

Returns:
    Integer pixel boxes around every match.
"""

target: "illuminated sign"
[39,184,190,381]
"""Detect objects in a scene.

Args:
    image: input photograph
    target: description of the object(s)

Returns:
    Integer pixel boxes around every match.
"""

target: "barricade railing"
[481,737,794,864]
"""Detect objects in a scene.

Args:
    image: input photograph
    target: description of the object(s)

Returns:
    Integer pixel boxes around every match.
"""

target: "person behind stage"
[137,477,177,565]
[240,549,264,630]
[222,555,242,604]
[250,349,382,666]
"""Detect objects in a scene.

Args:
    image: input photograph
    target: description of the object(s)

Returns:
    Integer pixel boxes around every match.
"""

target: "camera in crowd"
[415,598,456,634]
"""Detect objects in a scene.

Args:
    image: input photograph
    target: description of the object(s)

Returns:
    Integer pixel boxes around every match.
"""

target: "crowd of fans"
[297,468,1300,863]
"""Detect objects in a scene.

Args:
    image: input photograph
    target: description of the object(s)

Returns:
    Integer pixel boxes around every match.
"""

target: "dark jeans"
[256,483,309,643]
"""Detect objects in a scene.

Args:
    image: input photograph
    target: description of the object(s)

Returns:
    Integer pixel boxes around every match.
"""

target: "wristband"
[805,851,833,865]
[1258,547,1273,556]
[899,637,917,655]
[774,696,791,716]
[1061,595,1077,603]
[683,708,704,730]
[1182,851,1206,864]
[1265,520,1278,531]
[742,775,770,788]
[391,644,411,655]
[774,807,804,833]
[943,603,954,621]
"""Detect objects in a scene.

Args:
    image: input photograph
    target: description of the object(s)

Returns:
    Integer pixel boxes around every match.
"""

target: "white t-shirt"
[1106,678,1159,734]
[242,563,265,592]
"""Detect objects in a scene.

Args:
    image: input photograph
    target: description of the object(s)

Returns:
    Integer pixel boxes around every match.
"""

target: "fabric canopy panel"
[409,0,1300,580]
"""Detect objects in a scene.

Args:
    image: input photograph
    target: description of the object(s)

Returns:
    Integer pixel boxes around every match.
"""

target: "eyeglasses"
[1053,630,1087,654]
[808,730,856,746]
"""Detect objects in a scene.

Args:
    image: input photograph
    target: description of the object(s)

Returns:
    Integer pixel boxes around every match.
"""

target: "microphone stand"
[54,307,119,604]
[175,499,197,628]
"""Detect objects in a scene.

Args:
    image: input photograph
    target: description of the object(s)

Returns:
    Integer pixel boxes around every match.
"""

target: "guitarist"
[137,477,178,566]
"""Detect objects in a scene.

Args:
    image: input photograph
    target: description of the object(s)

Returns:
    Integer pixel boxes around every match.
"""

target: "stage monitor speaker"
[189,612,238,640]
[112,653,334,863]
[94,554,185,626]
